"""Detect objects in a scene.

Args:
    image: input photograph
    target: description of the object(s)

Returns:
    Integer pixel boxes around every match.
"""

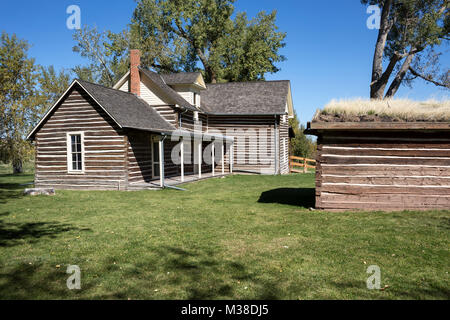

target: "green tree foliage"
[0,32,40,173]
[362,0,449,99]
[289,111,316,159]
[72,0,286,84]
[39,65,72,110]
[0,32,72,173]
[72,26,130,87]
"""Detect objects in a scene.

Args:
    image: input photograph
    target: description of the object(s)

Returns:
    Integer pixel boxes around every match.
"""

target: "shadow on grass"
[0,215,91,247]
[94,245,283,300]
[0,174,34,204]
[0,262,95,299]
[258,188,315,208]
[156,246,283,299]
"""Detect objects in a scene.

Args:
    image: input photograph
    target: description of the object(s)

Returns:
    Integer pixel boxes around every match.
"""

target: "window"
[67,132,84,173]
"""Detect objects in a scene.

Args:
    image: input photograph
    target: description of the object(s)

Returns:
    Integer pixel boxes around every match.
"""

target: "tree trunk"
[13,159,23,174]
[196,48,217,83]
[370,0,394,99]
[384,52,416,98]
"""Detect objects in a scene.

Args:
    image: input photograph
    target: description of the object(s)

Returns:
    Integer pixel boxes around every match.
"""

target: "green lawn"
[0,165,449,299]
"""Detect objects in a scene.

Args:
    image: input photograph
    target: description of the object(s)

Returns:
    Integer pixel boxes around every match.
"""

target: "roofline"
[205,79,291,85]
[112,70,130,90]
[27,80,123,140]
[308,121,450,131]
[127,127,234,142]
[139,67,198,112]
[203,112,286,116]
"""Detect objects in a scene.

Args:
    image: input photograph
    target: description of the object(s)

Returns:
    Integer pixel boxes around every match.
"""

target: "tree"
[72,26,130,87]
[0,33,72,173]
[289,111,316,159]
[72,0,286,84]
[0,32,41,173]
[362,0,449,99]
[39,65,72,109]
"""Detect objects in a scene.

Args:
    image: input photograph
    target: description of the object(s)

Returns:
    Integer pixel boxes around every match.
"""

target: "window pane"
[154,164,159,176]
[153,142,160,162]
[69,134,83,171]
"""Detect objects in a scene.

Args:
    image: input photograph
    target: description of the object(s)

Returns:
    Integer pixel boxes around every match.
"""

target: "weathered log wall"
[35,86,127,190]
[208,115,279,174]
[315,131,450,211]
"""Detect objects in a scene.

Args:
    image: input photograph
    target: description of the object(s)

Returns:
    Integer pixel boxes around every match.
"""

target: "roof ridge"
[76,78,138,97]
[206,80,290,85]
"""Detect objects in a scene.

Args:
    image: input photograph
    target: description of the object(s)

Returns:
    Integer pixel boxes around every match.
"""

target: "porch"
[126,129,235,190]
[127,171,232,190]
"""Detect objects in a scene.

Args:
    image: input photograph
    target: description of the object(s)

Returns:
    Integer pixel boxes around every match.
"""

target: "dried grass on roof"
[313,98,450,122]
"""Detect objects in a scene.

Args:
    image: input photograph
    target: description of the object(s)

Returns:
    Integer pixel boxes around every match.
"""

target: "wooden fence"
[289,156,316,173]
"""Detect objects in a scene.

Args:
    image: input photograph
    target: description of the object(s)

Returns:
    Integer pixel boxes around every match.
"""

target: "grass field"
[0,164,449,299]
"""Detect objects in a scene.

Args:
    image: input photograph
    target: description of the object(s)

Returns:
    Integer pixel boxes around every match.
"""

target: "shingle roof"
[160,72,202,85]
[77,80,176,132]
[139,68,198,111]
[201,81,290,115]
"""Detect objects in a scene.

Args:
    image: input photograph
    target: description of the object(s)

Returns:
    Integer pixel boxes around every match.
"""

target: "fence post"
[303,158,307,173]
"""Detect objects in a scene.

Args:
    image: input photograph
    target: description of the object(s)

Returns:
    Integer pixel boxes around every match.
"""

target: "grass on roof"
[313,98,450,122]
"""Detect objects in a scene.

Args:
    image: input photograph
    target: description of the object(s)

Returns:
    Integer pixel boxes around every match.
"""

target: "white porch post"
[159,137,165,187]
[212,141,215,177]
[198,140,202,179]
[221,143,225,175]
[180,137,184,182]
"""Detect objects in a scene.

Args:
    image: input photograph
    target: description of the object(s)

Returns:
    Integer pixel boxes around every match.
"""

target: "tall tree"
[39,65,72,109]
[362,0,449,99]
[72,26,130,87]
[72,0,286,84]
[0,32,41,173]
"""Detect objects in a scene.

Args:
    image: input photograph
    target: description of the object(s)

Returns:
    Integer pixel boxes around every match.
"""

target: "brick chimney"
[130,49,141,96]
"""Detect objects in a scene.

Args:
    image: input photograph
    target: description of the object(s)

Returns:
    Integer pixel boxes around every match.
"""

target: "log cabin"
[27,50,294,190]
[306,99,450,211]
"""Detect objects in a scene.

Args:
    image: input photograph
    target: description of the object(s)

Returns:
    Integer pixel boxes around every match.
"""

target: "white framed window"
[66,132,85,174]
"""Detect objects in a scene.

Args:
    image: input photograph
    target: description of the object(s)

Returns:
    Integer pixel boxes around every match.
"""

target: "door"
[151,136,160,179]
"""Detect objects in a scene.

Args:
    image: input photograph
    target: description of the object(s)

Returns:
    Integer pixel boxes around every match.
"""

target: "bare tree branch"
[408,66,450,88]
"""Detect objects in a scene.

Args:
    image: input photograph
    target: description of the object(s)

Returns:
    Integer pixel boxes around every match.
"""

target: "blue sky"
[1,0,448,125]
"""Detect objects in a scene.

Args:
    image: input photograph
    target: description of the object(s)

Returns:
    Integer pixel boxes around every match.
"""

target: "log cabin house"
[306,100,450,211]
[27,50,294,190]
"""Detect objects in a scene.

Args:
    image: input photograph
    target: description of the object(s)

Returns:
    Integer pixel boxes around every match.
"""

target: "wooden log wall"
[279,115,290,174]
[208,115,279,174]
[127,130,153,184]
[35,86,127,190]
[315,130,450,211]
[153,105,178,127]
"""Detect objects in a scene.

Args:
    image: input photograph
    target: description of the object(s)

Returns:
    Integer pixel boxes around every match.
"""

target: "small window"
[67,132,84,173]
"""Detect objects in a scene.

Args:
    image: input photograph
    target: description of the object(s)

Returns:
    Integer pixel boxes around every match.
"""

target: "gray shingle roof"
[139,68,198,111]
[201,81,290,115]
[77,80,175,132]
[160,72,202,85]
